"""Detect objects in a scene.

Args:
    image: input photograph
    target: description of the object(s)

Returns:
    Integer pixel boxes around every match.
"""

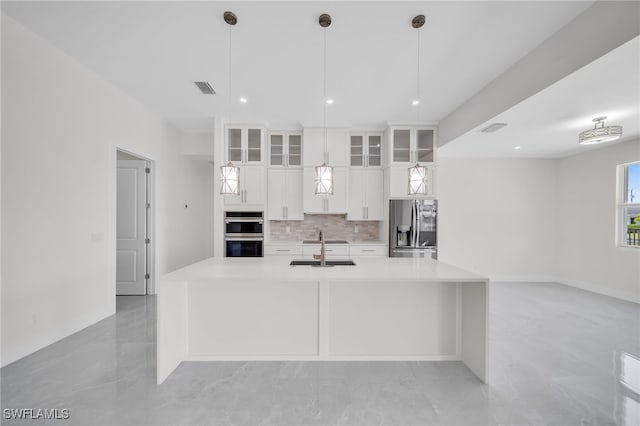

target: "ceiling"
[2,1,594,133]
[439,36,640,159]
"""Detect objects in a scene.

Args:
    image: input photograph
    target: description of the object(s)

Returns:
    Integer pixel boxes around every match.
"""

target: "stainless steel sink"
[290,259,356,267]
[302,240,349,244]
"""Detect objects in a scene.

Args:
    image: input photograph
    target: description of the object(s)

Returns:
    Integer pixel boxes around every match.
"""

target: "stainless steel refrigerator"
[389,199,437,259]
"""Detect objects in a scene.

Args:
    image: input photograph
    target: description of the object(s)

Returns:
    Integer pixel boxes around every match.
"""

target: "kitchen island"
[157,257,489,384]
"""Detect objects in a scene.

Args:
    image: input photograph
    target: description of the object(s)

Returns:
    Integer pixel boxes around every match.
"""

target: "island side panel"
[328,281,457,357]
[157,279,188,384]
[460,281,489,383]
[188,280,319,356]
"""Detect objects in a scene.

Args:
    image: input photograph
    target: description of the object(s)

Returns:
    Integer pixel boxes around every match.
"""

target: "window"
[618,161,640,248]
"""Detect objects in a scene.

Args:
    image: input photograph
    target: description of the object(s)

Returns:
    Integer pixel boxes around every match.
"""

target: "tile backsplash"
[270,214,381,242]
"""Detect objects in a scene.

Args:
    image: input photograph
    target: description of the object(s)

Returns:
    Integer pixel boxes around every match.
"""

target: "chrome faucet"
[313,230,327,267]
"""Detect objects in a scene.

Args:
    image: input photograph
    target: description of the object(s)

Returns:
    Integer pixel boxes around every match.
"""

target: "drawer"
[302,245,349,257]
[264,245,302,256]
[350,245,387,256]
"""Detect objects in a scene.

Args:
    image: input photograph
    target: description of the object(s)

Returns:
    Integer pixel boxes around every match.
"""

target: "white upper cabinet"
[350,133,382,167]
[303,168,347,214]
[269,132,302,167]
[348,169,383,220]
[267,169,304,220]
[302,128,349,167]
[386,126,436,166]
[224,166,266,207]
[226,126,265,165]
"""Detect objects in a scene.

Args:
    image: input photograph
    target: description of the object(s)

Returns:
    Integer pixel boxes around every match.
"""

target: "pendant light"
[408,14,428,196]
[579,116,623,145]
[220,11,240,195]
[315,13,333,195]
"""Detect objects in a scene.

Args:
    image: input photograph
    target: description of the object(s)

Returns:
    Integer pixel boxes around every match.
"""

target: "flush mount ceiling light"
[315,13,334,196]
[220,11,240,195]
[326,98,334,104]
[239,97,247,103]
[579,116,623,145]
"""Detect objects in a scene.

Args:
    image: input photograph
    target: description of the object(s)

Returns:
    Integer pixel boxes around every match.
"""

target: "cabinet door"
[416,129,435,163]
[287,134,302,167]
[392,129,411,164]
[243,167,265,204]
[326,129,349,167]
[267,169,285,219]
[327,168,348,214]
[284,169,304,220]
[269,134,285,166]
[367,134,382,167]
[302,129,324,166]
[246,128,263,163]
[303,168,325,213]
[227,128,242,162]
[347,169,365,220]
[364,169,384,220]
[388,166,434,198]
[350,135,364,167]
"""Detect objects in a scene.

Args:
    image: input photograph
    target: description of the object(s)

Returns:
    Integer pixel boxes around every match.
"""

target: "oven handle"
[224,233,264,238]
[225,219,263,224]
[225,237,264,242]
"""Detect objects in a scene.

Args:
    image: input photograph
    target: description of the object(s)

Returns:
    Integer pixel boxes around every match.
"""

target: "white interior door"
[117,160,147,295]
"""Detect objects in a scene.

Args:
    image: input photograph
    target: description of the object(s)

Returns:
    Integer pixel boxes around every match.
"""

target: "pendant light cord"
[323,27,327,159]
[416,27,421,122]
[228,25,232,115]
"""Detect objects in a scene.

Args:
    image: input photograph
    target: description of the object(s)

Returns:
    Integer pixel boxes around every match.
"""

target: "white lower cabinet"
[302,244,350,258]
[224,166,265,207]
[264,244,302,256]
[267,169,303,220]
[387,165,435,198]
[303,168,348,214]
[350,244,387,256]
[348,169,383,221]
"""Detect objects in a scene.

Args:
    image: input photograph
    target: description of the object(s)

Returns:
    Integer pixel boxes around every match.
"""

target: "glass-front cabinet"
[386,126,436,166]
[269,132,302,167]
[350,133,382,167]
[226,126,265,164]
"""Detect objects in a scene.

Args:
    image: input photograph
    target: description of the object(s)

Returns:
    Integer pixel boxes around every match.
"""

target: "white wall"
[1,14,214,366]
[438,158,557,282]
[555,139,640,302]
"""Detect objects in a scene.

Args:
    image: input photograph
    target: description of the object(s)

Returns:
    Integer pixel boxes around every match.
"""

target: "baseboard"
[490,275,557,283]
[556,278,640,304]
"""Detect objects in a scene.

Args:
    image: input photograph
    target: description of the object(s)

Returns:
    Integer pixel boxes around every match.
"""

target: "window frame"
[617,161,640,249]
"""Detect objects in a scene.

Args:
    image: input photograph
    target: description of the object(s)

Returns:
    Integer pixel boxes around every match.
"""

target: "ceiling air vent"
[194,81,216,95]
[480,123,508,133]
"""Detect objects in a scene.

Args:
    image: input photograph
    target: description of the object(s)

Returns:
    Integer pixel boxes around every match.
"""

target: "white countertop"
[161,256,487,284]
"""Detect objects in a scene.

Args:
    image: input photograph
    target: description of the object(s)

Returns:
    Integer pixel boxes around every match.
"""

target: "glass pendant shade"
[579,117,623,145]
[408,163,428,195]
[220,162,240,195]
[315,164,333,195]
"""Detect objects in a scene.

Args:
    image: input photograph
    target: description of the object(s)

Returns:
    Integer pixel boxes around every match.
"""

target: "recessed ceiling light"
[239,97,247,103]
[514,146,522,150]
[412,99,420,106]
[326,98,334,104]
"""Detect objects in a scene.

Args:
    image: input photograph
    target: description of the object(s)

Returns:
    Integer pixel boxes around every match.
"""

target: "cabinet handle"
[276,249,290,252]
[362,249,376,252]
[363,207,365,218]
[365,206,368,219]
[285,206,288,219]
[365,155,368,168]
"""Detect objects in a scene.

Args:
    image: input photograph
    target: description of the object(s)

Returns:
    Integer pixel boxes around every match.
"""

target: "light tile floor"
[2,282,639,425]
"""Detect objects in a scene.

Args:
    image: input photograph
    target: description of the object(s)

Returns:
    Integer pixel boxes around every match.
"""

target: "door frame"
[115,148,156,295]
